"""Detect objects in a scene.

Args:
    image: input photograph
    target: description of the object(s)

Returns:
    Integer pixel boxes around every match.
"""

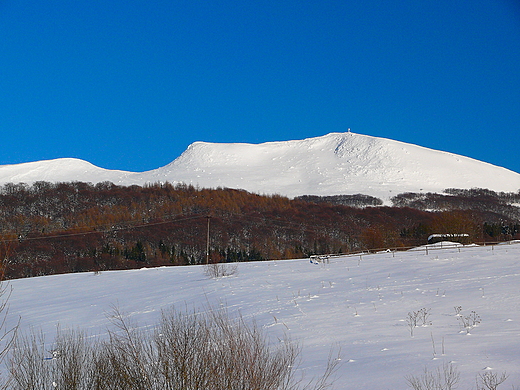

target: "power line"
[0,214,209,244]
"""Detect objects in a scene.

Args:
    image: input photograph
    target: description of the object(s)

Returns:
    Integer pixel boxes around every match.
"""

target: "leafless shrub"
[7,305,340,390]
[9,329,98,390]
[93,308,156,390]
[303,346,342,390]
[418,308,432,327]
[204,262,238,278]
[407,311,418,337]
[476,371,508,390]
[0,267,19,388]
[154,306,298,389]
[9,332,52,389]
[454,306,481,334]
[407,308,432,337]
[406,363,460,390]
[50,329,96,389]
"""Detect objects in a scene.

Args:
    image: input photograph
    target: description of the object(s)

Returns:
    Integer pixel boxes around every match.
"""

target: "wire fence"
[313,239,520,262]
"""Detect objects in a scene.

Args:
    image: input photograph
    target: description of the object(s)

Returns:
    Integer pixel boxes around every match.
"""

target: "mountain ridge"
[1,132,519,201]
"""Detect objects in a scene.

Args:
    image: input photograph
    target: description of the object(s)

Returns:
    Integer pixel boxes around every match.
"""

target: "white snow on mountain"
[1,132,519,202]
[4,242,520,389]
[0,158,134,185]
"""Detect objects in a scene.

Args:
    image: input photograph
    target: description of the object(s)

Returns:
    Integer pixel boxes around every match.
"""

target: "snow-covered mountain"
[1,132,520,201]
[0,158,133,185]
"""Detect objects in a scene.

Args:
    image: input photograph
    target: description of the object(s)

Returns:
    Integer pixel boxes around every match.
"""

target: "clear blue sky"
[1,0,519,174]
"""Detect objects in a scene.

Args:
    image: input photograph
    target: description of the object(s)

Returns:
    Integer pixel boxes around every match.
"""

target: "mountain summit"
[1,132,519,201]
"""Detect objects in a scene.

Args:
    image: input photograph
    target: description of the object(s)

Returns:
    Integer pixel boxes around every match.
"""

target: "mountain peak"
[150,132,520,201]
[1,132,519,202]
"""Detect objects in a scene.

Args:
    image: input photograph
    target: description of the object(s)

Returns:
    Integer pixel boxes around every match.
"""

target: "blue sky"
[1,1,519,174]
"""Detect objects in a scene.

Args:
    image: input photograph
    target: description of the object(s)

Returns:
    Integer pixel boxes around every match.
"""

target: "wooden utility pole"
[206,216,210,264]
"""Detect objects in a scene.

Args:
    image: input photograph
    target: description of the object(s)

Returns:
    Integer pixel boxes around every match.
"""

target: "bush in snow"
[476,371,509,390]
[405,363,460,390]
[406,308,432,337]
[203,262,238,278]
[0,269,18,389]
[454,306,481,334]
[7,305,340,390]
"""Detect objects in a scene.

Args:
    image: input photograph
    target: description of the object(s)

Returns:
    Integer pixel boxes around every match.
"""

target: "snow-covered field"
[3,241,520,389]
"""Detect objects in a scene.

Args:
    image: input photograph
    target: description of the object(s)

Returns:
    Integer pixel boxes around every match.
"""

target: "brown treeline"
[0,181,518,279]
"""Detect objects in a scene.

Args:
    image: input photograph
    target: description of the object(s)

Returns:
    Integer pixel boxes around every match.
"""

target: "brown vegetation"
[0,182,518,279]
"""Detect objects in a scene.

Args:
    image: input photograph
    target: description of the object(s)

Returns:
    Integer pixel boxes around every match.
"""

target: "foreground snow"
[4,242,520,389]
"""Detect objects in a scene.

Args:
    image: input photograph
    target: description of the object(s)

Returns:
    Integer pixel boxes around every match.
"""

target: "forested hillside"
[0,181,518,279]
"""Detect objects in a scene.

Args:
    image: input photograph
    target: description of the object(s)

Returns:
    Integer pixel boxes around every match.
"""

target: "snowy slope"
[145,132,520,200]
[3,242,520,389]
[0,158,139,186]
[1,133,520,201]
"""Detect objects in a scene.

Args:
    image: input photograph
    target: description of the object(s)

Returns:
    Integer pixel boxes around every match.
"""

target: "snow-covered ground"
[1,132,520,203]
[3,241,520,389]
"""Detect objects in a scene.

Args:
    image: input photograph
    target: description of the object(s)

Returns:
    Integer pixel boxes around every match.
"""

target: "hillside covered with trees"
[0,181,518,279]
